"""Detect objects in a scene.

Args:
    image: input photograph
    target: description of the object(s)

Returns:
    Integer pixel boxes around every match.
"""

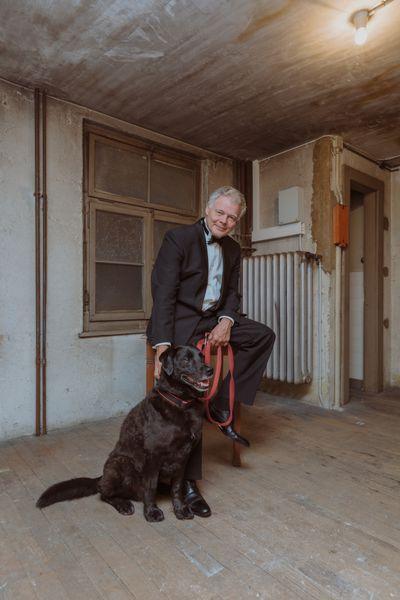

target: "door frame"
[343,166,384,403]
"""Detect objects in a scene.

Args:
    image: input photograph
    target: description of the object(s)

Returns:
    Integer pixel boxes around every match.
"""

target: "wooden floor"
[1,392,400,600]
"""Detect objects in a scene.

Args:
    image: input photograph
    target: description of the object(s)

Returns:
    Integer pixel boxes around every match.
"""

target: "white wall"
[0,84,36,438]
[0,79,233,440]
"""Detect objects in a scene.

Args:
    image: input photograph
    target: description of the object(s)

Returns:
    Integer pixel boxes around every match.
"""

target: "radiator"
[242,252,314,384]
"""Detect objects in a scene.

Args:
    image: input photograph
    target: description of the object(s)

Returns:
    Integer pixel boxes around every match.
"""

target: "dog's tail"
[36,476,101,508]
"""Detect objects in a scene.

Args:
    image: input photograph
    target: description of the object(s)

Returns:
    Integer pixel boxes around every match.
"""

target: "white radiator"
[242,252,314,384]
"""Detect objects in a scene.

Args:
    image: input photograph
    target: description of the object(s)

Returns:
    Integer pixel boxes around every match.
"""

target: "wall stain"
[236,2,292,44]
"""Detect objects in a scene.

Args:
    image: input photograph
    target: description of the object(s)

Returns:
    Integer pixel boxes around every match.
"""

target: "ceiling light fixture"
[351,0,395,46]
[352,9,369,45]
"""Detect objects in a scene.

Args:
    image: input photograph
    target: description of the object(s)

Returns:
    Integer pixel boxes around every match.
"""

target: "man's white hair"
[207,186,247,218]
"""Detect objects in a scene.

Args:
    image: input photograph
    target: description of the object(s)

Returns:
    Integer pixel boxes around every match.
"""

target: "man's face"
[205,195,241,239]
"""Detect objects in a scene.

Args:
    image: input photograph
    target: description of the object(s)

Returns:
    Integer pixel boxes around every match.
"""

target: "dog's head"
[160,345,213,395]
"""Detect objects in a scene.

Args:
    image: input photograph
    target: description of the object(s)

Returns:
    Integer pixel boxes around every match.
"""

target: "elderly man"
[147,186,275,517]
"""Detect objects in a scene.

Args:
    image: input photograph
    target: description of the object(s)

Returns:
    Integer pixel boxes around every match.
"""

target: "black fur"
[36,477,101,508]
[36,346,212,522]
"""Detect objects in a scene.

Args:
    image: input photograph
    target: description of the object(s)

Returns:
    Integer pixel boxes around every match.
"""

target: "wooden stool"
[146,342,242,467]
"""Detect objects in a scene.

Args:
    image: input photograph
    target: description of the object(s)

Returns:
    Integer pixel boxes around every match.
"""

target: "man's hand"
[207,318,233,348]
[154,344,170,379]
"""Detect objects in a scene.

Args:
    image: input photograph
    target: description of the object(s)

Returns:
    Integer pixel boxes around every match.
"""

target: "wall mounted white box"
[278,186,303,224]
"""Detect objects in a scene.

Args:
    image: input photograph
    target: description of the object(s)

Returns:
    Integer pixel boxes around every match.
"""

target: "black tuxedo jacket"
[146,220,242,346]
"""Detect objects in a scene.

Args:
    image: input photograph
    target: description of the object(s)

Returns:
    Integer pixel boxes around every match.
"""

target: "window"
[82,124,200,336]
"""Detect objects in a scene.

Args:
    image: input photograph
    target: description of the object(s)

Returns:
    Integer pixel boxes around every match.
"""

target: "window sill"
[252,222,304,242]
[79,328,146,339]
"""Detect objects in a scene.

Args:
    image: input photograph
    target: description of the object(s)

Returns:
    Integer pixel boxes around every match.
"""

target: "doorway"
[349,190,364,390]
[343,167,384,404]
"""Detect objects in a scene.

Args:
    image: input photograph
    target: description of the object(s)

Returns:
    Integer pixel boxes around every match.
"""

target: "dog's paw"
[144,505,165,522]
[115,500,135,515]
[174,504,194,520]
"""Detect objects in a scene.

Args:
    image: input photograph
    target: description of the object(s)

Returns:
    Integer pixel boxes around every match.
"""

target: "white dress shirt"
[202,221,224,311]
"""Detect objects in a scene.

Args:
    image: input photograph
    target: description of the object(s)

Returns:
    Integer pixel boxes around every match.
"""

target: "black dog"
[36,346,213,522]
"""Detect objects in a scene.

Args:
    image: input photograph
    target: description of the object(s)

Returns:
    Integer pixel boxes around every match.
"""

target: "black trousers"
[183,314,275,480]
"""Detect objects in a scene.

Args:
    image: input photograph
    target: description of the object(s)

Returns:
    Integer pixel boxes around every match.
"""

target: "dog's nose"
[206,366,213,377]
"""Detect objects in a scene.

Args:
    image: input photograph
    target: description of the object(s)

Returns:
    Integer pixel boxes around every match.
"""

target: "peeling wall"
[312,138,337,273]
[252,140,399,407]
[0,79,232,441]
[252,139,335,408]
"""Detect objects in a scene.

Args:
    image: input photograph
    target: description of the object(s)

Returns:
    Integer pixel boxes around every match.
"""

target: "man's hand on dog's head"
[154,344,170,379]
[207,318,233,348]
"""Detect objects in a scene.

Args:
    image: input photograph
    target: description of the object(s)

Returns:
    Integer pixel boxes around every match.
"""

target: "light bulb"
[352,9,369,46]
[354,26,368,45]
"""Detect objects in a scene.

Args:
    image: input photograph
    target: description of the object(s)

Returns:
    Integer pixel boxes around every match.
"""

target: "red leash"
[196,335,235,427]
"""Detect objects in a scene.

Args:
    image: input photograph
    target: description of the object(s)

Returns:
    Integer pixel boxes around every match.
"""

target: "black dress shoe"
[183,480,211,517]
[218,423,250,447]
[209,407,250,447]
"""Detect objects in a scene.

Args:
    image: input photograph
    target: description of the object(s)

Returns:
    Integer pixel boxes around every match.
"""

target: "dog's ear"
[160,347,174,376]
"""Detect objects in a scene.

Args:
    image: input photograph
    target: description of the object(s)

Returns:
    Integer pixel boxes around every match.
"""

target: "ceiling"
[1,0,399,163]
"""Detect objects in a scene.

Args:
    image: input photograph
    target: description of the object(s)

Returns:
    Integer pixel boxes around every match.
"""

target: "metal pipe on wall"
[293,252,301,383]
[34,88,47,436]
[272,254,279,381]
[279,254,287,381]
[34,89,41,436]
[300,259,306,378]
[307,260,313,376]
[266,255,273,379]
[286,253,294,383]
[42,91,48,435]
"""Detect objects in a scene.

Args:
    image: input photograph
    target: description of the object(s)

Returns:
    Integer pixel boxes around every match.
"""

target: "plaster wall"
[254,143,315,255]
[252,141,398,407]
[0,84,36,439]
[0,79,232,441]
[252,139,335,408]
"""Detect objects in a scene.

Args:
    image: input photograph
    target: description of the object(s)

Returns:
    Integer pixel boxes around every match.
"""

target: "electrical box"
[278,186,303,224]
[333,204,349,248]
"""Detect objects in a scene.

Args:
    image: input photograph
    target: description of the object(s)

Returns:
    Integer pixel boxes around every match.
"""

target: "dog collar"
[156,389,195,409]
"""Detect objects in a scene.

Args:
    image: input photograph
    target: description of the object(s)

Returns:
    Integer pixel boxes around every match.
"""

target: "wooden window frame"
[87,129,200,218]
[82,123,201,337]
[88,200,152,323]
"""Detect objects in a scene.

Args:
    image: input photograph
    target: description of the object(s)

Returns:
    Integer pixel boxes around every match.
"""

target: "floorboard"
[1,392,399,599]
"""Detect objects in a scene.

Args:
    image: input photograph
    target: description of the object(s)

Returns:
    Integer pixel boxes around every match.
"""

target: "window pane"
[96,211,143,263]
[96,263,142,311]
[94,140,148,200]
[150,159,196,211]
[153,220,182,259]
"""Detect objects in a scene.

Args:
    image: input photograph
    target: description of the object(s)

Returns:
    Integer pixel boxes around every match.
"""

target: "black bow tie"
[208,236,223,246]
[202,219,223,245]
